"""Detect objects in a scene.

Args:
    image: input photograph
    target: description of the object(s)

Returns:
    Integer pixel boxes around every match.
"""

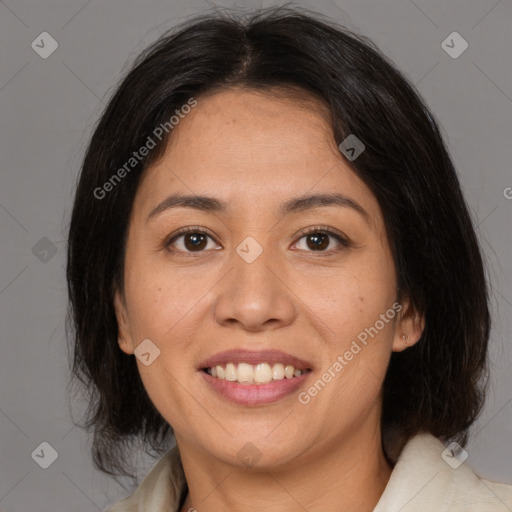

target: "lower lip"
[199,370,311,406]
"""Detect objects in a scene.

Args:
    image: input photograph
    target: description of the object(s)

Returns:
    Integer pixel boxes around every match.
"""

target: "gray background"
[0,0,511,510]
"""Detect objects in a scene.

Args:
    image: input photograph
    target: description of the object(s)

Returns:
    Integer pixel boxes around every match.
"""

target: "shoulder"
[374,431,512,511]
[104,444,186,512]
[103,434,512,511]
[477,479,512,510]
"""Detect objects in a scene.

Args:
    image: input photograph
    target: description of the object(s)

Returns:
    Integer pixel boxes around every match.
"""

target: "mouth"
[197,349,313,405]
[201,363,312,385]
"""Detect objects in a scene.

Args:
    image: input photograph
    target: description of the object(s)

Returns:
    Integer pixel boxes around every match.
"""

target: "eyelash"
[164,225,351,256]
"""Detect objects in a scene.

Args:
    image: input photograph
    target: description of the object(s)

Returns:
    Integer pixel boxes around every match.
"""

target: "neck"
[177,420,392,512]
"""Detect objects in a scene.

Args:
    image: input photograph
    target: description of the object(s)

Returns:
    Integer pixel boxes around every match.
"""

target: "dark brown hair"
[66,6,490,481]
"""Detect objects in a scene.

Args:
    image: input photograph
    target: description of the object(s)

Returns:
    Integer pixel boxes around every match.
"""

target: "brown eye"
[183,232,208,251]
[293,227,350,253]
[167,228,220,253]
[304,232,329,251]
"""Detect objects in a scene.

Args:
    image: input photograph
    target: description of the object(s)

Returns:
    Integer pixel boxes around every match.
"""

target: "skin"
[114,88,425,512]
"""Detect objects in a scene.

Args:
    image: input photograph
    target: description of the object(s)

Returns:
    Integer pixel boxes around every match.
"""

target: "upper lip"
[198,349,313,371]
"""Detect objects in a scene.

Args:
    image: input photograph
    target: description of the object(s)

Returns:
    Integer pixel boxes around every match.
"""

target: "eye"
[293,226,350,253]
[165,225,350,255]
[166,227,221,253]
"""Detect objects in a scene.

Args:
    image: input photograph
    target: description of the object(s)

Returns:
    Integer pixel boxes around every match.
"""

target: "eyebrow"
[147,192,370,223]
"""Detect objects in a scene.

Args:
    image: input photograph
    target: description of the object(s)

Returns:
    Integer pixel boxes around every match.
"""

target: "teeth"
[273,363,285,380]
[206,363,307,384]
[254,363,272,384]
[225,363,238,381]
[285,365,295,379]
[237,362,253,383]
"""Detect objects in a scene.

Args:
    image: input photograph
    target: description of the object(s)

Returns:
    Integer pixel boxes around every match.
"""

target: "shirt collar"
[108,444,186,512]
[373,431,455,511]
[108,431,510,512]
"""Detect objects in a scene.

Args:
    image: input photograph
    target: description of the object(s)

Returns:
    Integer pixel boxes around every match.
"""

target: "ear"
[114,288,134,355]
[392,297,425,352]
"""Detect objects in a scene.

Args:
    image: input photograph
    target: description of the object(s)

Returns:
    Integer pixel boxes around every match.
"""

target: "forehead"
[168,88,336,168]
[134,88,382,227]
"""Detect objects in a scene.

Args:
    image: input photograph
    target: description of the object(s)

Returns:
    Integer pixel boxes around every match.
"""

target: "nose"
[213,246,297,332]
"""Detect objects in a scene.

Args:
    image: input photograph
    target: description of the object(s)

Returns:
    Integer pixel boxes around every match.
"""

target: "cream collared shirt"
[105,432,512,511]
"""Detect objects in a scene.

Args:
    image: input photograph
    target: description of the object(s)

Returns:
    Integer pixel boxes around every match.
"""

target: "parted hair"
[66,6,490,480]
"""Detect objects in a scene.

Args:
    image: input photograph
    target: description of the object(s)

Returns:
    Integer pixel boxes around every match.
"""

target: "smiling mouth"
[202,362,312,385]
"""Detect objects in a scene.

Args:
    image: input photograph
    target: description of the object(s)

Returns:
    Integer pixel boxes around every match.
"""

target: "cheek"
[123,258,209,425]
[123,252,216,343]
[293,253,396,341]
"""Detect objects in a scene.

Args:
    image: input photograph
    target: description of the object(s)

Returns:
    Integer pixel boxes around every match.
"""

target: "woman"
[66,7,512,512]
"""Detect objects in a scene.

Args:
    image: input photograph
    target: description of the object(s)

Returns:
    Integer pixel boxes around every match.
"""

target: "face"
[114,88,423,469]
